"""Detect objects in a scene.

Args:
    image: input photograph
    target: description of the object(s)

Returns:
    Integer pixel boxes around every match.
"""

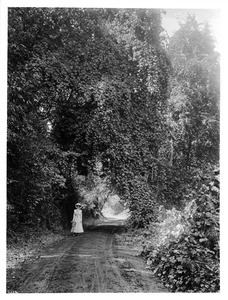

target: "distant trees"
[149,15,220,209]
[166,15,219,169]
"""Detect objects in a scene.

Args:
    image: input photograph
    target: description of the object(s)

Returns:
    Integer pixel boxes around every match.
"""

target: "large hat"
[75,203,81,206]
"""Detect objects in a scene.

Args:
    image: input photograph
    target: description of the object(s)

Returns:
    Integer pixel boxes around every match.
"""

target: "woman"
[71,203,84,235]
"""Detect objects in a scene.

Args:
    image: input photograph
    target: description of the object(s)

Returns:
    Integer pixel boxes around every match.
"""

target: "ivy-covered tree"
[51,8,171,226]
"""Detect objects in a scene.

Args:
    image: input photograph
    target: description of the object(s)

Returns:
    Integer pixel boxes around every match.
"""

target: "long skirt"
[71,221,84,233]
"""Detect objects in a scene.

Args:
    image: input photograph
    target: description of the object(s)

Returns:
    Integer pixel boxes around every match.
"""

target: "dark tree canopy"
[7,8,219,230]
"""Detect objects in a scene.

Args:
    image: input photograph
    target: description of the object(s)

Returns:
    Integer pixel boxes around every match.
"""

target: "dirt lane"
[7,224,168,293]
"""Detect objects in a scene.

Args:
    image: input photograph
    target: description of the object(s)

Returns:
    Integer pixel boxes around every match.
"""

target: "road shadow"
[83,217,127,234]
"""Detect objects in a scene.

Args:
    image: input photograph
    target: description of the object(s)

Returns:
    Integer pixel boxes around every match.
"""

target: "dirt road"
[7,221,168,293]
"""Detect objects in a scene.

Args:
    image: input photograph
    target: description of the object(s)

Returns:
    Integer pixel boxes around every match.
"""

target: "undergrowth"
[125,169,220,292]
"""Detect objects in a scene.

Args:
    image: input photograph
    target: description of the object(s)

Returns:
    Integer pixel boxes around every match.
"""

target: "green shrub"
[143,169,219,292]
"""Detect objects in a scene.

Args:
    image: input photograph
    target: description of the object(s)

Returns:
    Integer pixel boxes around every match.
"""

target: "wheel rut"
[7,224,169,293]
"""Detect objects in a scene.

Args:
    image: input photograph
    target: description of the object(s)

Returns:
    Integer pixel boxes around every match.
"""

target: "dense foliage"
[146,15,220,211]
[50,8,171,225]
[141,168,219,292]
[167,16,219,168]
[7,9,220,292]
[138,16,220,292]
[7,8,171,231]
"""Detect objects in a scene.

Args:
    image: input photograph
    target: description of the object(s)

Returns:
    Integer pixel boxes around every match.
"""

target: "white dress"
[71,209,84,233]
